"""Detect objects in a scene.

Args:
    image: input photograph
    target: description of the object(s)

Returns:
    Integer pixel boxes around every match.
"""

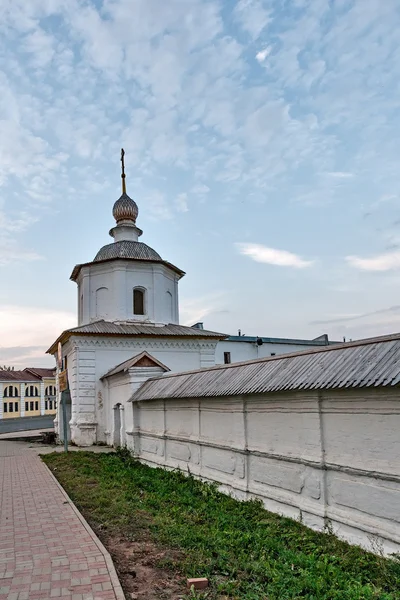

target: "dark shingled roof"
[133,332,400,401]
[24,368,56,379]
[70,242,185,281]
[0,370,41,382]
[47,320,227,354]
[94,241,162,262]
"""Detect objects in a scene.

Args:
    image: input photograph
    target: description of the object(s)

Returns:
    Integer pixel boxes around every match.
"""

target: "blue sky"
[1,0,400,367]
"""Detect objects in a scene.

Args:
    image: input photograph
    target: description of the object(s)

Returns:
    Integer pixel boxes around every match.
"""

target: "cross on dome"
[112,149,139,225]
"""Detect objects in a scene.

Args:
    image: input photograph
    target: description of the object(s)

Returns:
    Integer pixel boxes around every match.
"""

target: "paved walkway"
[0,441,125,600]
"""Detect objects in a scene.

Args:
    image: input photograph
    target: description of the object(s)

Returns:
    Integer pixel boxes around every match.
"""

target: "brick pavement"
[0,441,125,600]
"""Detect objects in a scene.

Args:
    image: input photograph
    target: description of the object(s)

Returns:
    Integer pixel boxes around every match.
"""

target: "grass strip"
[42,450,400,600]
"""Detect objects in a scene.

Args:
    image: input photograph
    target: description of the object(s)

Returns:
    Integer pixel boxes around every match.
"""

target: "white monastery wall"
[125,388,400,554]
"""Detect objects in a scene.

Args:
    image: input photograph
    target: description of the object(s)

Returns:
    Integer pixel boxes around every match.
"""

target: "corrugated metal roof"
[47,320,227,354]
[133,334,400,401]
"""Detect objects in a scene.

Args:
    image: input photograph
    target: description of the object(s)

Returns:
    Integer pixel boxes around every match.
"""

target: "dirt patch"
[103,533,187,600]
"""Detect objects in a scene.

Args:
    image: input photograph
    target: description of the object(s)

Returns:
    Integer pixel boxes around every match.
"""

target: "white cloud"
[326,171,354,178]
[256,46,272,63]
[0,305,75,348]
[346,250,400,272]
[234,0,272,40]
[236,243,314,268]
[191,184,210,195]
[180,293,226,326]
[175,192,189,213]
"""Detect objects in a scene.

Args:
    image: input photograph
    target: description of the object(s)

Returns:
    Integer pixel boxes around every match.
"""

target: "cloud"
[234,0,272,40]
[346,250,400,272]
[311,305,400,326]
[325,171,354,178]
[256,46,272,63]
[0,305,76,348]
[236,243,314,268]
[175,192,189,213]
[0,211,43,266]
[180,293,227,327]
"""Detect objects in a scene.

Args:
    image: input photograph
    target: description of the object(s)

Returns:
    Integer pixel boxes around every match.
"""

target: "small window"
[25,401,29,411]
[49,400,53,410]
[30,401,34,411]
[224,352,231,364]
[14,402,18,413]
[270,353,276,356]
[4,403,7,413]
[8,402,13,412]
[45,400,48,410]
[35,401,39,411]
[133,288,145,315]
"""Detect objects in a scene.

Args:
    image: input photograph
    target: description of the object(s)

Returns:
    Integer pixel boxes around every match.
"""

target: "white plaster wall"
[215,340,327,364]
[77,261,179,326]
[64,335,218,445]
[128,388,400,555]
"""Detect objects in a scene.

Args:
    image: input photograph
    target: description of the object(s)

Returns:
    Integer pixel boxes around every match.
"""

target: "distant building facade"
[214,333,338,364]
[0,368,56,420]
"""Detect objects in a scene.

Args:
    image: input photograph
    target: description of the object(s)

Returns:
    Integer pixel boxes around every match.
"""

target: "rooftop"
[47,320,227,354]
[133,332,400,401]
[0,370,41,382]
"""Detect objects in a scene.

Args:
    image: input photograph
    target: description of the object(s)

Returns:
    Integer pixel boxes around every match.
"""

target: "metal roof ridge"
[135,331,400,385]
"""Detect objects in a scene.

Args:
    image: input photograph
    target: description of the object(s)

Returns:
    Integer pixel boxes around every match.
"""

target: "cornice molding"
[72,336,218,351]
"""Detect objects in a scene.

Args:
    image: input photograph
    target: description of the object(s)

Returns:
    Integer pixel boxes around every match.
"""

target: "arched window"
[4,385,18,398]
[25,385,39,397]
[166,291,173,320]
[133,288,145,315]
[45,385,56,396]
[96,287,109,318]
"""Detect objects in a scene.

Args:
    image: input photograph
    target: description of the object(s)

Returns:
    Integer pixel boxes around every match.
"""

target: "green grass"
[42,450,400,600]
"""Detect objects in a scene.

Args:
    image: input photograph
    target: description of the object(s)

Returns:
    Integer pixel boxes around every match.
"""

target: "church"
[47,151,226,446]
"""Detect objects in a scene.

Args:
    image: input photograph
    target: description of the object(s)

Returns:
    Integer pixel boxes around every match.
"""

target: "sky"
[2,0,400,367]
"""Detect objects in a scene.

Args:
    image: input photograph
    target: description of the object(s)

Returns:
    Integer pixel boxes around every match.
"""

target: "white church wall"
[77,261,179,325]
[62,335,219,445]
[127,387,400,555]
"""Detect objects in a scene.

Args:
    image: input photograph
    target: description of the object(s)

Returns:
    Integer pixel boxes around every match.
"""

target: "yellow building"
[0,367,56,420]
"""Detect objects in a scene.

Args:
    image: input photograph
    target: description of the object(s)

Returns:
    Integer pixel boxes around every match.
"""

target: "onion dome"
[112,193,138,224]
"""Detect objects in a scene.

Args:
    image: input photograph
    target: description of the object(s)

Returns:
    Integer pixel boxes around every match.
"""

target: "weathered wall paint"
[125,388,400,555]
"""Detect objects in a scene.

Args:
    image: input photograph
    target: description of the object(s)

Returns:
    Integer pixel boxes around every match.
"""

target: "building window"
[224,352,231,364]
[30,401,34,411]
[270,353,276,356]
[35,401,39,411]
[8,402,13,413]
[3,403,7,413]
[133,288,145,315]
[26,385,39,397]
[4,385,18,398]
[45,385,56,396]
[45,400,48,410]
[25,401,29,411]
[14,402,18,413]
